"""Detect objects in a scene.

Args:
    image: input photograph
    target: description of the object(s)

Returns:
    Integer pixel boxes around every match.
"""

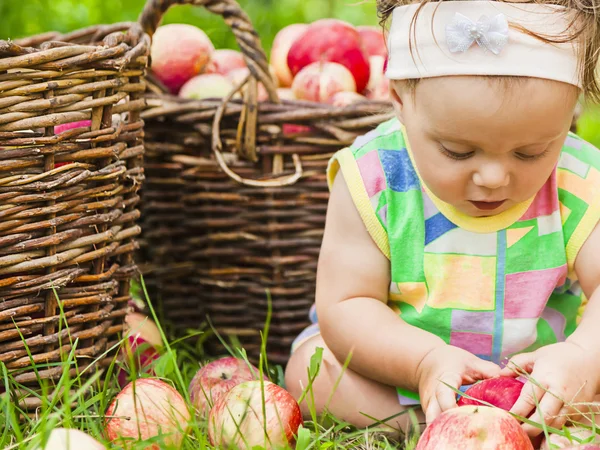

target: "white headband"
[385,1,581,87]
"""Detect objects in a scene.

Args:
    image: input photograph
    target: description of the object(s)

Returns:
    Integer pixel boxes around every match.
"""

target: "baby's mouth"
[469,200,506,211]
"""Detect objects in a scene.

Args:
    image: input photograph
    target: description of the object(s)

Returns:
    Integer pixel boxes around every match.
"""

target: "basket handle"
[138,0,305,187]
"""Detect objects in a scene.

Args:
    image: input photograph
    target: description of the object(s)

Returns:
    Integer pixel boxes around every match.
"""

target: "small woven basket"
[0,22,149,408]
[138,0,583,365]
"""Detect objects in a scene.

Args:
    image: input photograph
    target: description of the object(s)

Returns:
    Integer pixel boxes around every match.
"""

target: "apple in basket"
[35,428,105,450]
[205,49,247,76]
[227,67,271,102]
[457,376,525,411]
[270,23,309,87]
[357,25,388,58]
[416,405,533,450]
[208,380,303,450]
[179,73,236,100]
[105,378,191,450]
[53,120,92,167]
[287,19,371,93]
[188,356,267,417]
[365,55,390,101]
[292,61,357,103]
[151,24,214,94]
[328,91,368,107]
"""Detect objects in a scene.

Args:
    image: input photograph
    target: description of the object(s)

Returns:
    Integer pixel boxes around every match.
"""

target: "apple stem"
[220,373,228,380]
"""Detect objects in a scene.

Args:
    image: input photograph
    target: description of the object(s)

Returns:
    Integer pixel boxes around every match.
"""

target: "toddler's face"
[391,76,579,217]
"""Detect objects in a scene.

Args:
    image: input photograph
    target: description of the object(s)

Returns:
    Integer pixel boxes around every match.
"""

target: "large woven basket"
[138,0,582,366]
[0,22,149,408]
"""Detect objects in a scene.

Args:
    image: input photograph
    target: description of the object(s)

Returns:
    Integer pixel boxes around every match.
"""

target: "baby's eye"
[438,144,474,160]
[515,149,550,161]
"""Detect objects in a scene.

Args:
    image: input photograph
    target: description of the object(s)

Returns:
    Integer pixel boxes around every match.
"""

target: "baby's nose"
[472,164,510,189]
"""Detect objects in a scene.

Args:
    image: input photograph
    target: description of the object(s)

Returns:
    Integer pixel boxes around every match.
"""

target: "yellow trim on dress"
[327,148,391,260]
[401,125,536,234]
[565,193,600,279]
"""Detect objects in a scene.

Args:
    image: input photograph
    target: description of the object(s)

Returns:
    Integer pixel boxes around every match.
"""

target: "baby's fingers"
[510,380,546,421]
[435,373,462,412]
[425,397,443,426]
[500,352,536,377]
[523,390,567,437]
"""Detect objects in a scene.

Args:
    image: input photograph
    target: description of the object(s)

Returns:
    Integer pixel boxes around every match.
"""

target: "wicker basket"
[0,22,149,408]
[138,0,583,366]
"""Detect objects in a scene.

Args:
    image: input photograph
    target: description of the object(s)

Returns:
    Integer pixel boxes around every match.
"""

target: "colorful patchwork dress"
[290,117,600,405]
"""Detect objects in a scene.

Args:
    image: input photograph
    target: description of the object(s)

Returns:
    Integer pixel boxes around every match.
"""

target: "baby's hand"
[500,342,600,437]
[417,345,502,425]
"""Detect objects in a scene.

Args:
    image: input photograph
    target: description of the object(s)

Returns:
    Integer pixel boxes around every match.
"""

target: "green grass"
[3,278,600,449]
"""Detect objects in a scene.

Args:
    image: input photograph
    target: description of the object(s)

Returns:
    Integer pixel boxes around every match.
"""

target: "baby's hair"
[377,0,600,101]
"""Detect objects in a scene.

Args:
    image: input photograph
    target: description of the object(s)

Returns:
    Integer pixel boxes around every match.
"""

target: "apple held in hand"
[416,405,533,450]
[457,376,524,411]
[208,380,303,450]
[36,428,105,450]
[151,24,214,94]
[105,379,190,450]
[189,356,266,417]
[287,19,371,93]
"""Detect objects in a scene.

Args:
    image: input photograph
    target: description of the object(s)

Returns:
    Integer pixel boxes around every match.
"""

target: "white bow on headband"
[446,13,509,54]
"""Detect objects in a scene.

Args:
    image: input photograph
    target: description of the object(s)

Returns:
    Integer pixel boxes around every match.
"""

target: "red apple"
[204,49,246,76]
[457,377,524,411]
[365,55,390,101]
[282,124,313,135]
[179,73,236,100]
[105,379,191,450]
[416,405,533,450]
[208,380,303,450]
[270,23,309,87]
[36,428,105,450]
[188,356,266,417]
[292,61,356,103]
[151,24,214,94]
[287,19,371,93]
[124,312,162,348]
[357,25,387,58]
[117,335,160,389]
[328,91,368,107]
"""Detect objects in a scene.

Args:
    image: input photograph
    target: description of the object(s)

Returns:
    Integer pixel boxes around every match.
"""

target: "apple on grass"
[105,378,191,450]
[34,428,104,450]
[188,356,266,417]
[287,19,371,93]
[208,380,303,450]
[416,405,533,450]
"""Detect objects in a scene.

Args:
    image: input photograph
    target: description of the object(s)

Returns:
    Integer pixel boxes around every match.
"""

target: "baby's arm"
[503,221,600,436]
[317,172,500,422]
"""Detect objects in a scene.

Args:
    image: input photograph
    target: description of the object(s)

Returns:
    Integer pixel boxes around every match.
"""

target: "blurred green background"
[2,0,600,145]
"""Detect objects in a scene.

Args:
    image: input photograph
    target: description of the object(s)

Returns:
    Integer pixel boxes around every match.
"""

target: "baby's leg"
[284,334,425,435]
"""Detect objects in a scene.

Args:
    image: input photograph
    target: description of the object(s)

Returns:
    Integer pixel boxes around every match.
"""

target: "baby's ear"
[390,81,405,122]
